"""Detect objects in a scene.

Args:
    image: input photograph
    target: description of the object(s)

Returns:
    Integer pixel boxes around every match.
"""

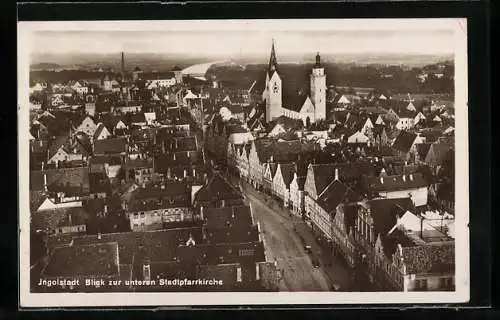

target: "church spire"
[315,51,321,68]
[268,39,278,74]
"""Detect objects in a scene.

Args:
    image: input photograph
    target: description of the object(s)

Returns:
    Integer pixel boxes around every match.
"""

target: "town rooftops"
[425,142,453,166]
[42,242,120,278]
[94,136,128,155]
[279,163,296,188]
[129,181,190,211]
[401,242,455,275]
[195,172,244,204]
[202,205,253,230]
[317,179,352,214]
[364,173,427,192]
[48,227,265,268]
[30,167,90,196]
[366,197,414,241]
[392,130,418,154]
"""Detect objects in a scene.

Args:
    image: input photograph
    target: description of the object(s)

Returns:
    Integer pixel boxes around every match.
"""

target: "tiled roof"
[267,115,304,132]
[194,172,244,203]
[202,205,253,229]
[309,164,337,196]
[129,182,190,211]
[364,173,427,192]
[415,143,432,160]
[392,131,417,153]
[402,242,455,274]
[93,123,110,141]
[89,172,111,194]
[42,242,119,277]
[153,151,204,173]
[32,206,89,231]
[177,241,265,266]
[317,180,350,214]
[30,167,90,196]
[68,228,203,264]
[425,143,453,166]
[204,225,260,244]
[47,135,70,159]
[94,137,128,154]
[254,139,318,164]
[367,197,414,239]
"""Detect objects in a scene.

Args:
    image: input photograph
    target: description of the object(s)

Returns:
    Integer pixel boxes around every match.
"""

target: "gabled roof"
[48,135,69,159]
[425,143,453,166]
[415,143,432,160]
[392,130,417,153]
[317,179,350,214]
[279,163,296,188]
[194,172,243,203]
[367,197,414,239]
[309,164,337,196]
[93,123,111,141]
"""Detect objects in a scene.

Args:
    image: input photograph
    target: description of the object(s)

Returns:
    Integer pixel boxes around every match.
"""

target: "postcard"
[18,18,469,307]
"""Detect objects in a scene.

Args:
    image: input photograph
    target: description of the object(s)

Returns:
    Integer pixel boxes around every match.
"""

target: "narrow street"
[231,175,352,292]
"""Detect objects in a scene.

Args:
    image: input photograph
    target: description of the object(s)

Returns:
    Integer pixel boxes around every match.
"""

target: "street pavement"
[232,176,352,292]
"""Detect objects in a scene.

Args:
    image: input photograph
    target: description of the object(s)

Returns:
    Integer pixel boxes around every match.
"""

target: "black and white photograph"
[18,19,469,307]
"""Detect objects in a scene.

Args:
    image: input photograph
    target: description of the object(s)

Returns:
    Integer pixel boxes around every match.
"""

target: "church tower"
[264,40,282,123]
[310,52,326,121]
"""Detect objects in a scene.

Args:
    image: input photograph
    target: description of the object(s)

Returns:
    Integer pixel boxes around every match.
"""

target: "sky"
[23,19,463,57]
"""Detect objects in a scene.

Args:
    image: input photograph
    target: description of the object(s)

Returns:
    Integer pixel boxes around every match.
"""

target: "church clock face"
[272,83,279,93]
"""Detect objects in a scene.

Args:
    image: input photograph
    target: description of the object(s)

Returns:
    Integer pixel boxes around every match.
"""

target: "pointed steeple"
[268,39,278,74]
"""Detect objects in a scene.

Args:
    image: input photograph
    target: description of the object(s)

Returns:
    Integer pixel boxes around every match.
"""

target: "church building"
[261,40,327,125]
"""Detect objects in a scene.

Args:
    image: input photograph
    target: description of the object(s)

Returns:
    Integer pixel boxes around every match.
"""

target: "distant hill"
[30,52,453,72]
[30,62,62,70]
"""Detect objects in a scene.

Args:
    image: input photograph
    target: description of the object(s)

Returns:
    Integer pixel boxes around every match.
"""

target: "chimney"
[334,168,339,181]
[236,266,242,283]
[43,173,48,192]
